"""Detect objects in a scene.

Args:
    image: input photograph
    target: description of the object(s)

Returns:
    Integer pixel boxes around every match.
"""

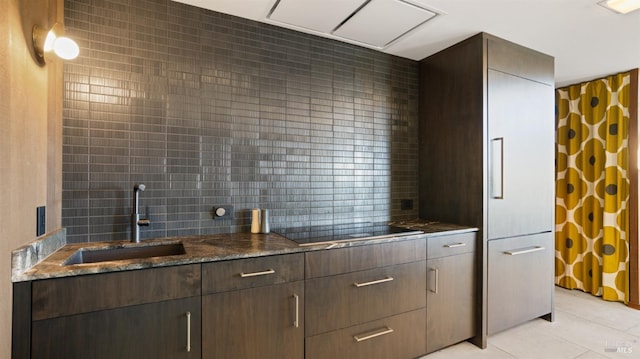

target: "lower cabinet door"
[31,296,201,359]
[305,309,426,359]
[488,232,554,334]
[202,281,304,359]
[426,252,476,353]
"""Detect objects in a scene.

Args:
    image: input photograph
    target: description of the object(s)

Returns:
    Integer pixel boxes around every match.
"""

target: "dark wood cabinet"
[486,68,554,240]
[419,32,555,346]
[16,236,485,359]
[201,253,305,359]
[304,238,426,358]
[30,264,202,359]
[304,238,426,278]
[426,232,476,353]
[306,261,426,336]
[485,36,555,335]
[305,309,426,359]
[32,297,201,359]
[203,281,304,359]
[487,232,554,334]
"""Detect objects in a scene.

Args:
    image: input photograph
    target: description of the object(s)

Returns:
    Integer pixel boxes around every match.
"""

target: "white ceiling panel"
[268,0,366,33]
[173,0,640,87]
[333,0,437,48]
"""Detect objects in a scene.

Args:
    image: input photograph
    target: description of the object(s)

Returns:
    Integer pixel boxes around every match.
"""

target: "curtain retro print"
[556,71,631,302]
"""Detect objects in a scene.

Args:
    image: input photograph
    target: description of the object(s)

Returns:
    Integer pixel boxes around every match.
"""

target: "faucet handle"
[137,218,151,226]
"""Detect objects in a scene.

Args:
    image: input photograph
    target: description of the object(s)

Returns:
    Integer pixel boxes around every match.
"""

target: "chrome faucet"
[132,183,150,243]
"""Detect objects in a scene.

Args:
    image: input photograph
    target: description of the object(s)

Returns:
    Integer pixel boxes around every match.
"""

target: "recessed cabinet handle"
[353,276,394,287]
[239,269,276,277]
[293,294,299,328]
[354,327,394,342]
[185,311,191,353]
[444,242,466,248]
[504,246,545,256]
[429,268,439,294]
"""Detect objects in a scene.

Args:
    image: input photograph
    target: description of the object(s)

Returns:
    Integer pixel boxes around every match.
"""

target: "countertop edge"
[13,222,478,282]
[11,228,67,282]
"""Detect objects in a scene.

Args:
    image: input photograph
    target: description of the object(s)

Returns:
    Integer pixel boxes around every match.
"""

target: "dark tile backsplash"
[63,0,419,242]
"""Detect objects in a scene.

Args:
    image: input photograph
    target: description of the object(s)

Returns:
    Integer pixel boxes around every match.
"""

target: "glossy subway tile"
[63,0,419,241]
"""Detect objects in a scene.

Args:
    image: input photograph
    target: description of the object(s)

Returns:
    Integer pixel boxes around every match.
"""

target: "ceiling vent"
[268,0,439,49]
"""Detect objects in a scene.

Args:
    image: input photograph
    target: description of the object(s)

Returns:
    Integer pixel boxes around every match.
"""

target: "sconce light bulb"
[53,37,80,60]
[32,23,80,65]
[42,30,56,53]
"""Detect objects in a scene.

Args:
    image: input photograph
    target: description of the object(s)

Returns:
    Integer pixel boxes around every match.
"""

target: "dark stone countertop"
[389,219,479,236]
[13,220,478,282]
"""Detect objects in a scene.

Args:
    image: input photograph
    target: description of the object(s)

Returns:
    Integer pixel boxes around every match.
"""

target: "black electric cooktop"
[274,222,423,246]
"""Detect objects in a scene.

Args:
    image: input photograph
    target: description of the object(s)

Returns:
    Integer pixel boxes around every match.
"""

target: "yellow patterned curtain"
[556,71,631,302]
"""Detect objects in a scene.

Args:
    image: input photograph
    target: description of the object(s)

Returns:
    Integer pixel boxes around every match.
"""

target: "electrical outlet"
[214,205,234,219]
[400,199,413,210]
[36,206,46,236]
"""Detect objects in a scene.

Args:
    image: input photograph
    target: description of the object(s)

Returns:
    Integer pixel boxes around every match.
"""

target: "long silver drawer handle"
[444,242,467,248]
[293,294,299,328]
[504,246,545,256]
[354,327,394,342]
[353,276,394,287]
[186,311,191,352]
[240,269,276,277]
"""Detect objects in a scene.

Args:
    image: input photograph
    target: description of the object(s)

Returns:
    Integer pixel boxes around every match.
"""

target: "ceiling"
[174,0,640,87]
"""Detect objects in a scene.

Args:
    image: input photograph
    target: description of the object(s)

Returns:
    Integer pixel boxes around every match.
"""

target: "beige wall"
[0,0,62,357]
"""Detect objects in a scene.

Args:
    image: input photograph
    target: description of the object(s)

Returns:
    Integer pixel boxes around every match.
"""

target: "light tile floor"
[423,286,640,358]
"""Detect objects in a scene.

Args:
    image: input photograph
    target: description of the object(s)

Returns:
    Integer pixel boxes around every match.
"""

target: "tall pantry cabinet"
[418,32,555,347]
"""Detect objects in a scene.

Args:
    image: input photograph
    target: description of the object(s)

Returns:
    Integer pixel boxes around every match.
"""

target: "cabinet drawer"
[305,261,426,336]
[488,232,553,334]
[306,308,426,359]
[202,253,303,294]
[427,231,476,259]
[32,264,201,320]
[305,238,426,278]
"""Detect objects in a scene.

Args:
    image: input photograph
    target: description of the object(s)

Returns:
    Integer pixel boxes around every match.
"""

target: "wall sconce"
[32,22,79,65]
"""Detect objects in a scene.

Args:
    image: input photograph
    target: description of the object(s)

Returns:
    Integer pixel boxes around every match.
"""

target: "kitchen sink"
[63,242,186,265]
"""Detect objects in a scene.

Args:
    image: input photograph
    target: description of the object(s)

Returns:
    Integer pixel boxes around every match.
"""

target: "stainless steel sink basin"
[63,242,186,265]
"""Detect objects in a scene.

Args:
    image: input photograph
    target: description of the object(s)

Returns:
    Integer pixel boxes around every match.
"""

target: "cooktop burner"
[274,222,422,246]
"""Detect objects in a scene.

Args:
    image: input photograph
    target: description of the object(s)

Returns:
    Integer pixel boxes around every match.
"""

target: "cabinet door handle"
[429,268,439,294]
[353,276,394,287]
[491,137,504,199]
[444,242,466,248]
[185,311,191,353]
[239,268,275,277]
[353,327,394,342]
[292,294,299,328]
[503,246,545,256]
